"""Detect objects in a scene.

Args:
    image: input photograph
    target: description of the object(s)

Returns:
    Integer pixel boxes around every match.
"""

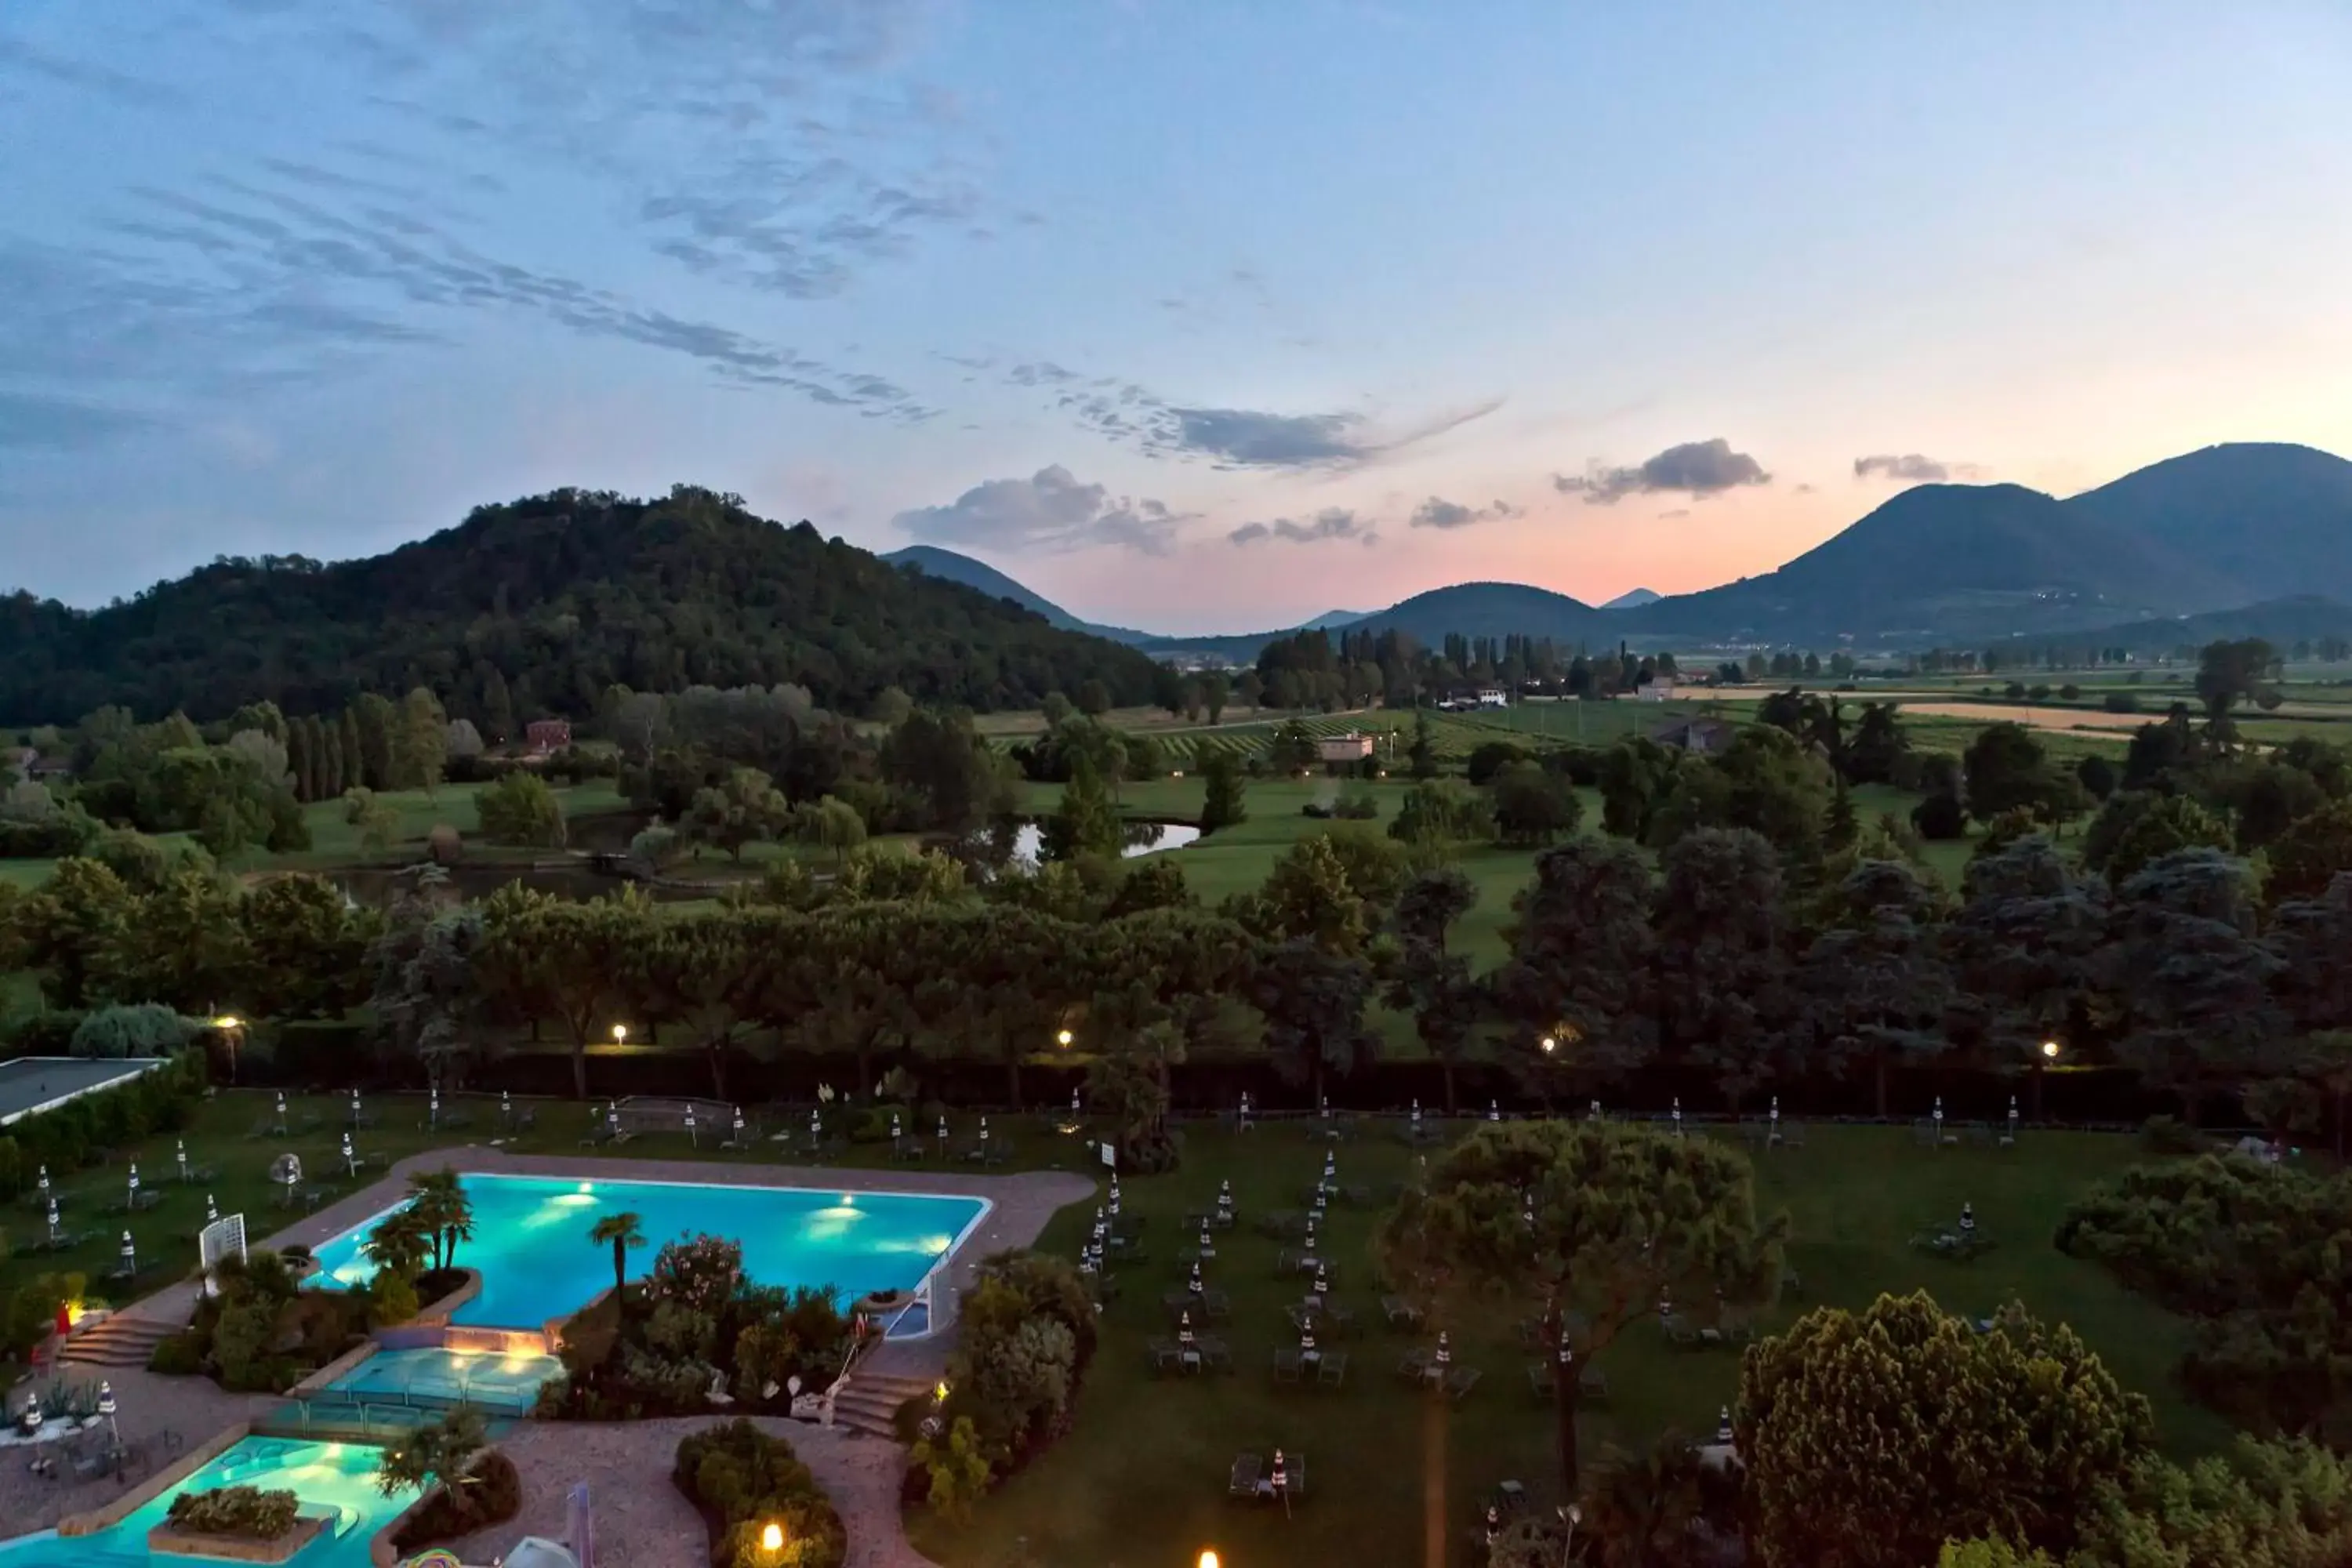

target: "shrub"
[389,1450,523,1552]
[1912,791,1968,840]
[370,1272,420,1329]
[209,1301,281,1391]
[5,1272,85,1357]
[147,1331,205,1377]
[909,1414,994,1525]
[166,1486,299,1540]
[650,1234,744,1316]
[648,1301,720,1362]
[673,1419,845,1568]
[2137,1115,2205,1156]
[71,1003,191,1058]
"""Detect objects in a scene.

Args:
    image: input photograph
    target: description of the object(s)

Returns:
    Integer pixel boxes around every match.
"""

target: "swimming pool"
[0,1436,416,1568]
[308,1174,988,1329]
[319,1345,563,1414]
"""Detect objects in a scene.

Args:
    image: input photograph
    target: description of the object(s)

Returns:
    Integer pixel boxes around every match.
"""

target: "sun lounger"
[1229,1453,1263,1498]
[1443,1366,1482,1403]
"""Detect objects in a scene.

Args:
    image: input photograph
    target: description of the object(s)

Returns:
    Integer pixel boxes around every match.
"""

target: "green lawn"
[914,1120,2230,1568]
[0,1094,2230,1566]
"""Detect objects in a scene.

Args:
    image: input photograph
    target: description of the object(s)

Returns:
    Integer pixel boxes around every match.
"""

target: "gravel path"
[0,1364,263,1538]
[447,1416,935,1568]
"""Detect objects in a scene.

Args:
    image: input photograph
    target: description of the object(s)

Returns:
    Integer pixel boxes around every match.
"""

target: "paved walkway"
[0,1149,1094,1555]
[448,1415,933,1568]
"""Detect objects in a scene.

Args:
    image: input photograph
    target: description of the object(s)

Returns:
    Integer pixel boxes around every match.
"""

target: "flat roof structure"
[0,1055,172,1127]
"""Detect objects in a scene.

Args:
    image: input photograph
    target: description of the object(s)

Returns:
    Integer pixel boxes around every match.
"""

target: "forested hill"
[0,486,1174,725]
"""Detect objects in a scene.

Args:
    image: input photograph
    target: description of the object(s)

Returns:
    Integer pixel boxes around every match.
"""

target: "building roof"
[1650,717,1734,746]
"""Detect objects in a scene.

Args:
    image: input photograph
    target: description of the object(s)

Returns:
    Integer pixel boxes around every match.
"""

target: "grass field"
[909,1118,2229,1568]
[0,1092,2230,1568]
[0,779,628,891]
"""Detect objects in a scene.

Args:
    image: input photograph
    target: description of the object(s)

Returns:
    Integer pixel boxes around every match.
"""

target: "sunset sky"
[5,2,2350,630]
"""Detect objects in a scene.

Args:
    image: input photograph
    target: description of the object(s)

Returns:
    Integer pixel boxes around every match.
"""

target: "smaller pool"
[0,1436,416,1567]
[322,1346,561,1414]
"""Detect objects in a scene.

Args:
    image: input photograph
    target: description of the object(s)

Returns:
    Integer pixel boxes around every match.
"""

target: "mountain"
[881,545,1152,642]
[1354,582,1610,644]
[1300,609,1372,630]
[0,488,1174,725]
[2063,442,2352,604]
[1622,481,2216,644]
[2066,594,2352,653]
[1601,588,1661,611]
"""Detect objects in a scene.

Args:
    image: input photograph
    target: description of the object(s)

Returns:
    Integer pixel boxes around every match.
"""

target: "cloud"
[1552,438,1771,504]
[1229,507,1376,547]
[1160,397,1502,470]
[892,466,1186,556]
[1408,495,1521,531]
[0,32,187,107]
[1853,452,1980,482]
[0,391,158,451]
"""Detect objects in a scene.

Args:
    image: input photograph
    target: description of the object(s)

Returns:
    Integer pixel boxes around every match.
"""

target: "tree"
[71,1003,191,1058]
[2071,1437,2352,1567]
[477,886,650,1098]
[1962,724,2066,822]
[1386,868,1482,1114]
[1949,834,2107,1110]
[11,856,136,1007]
[350,696,392,791]
[1199,670,1229,724]
[2197,637,2280,748]
[107,866,252,1015]
[1198,749,1247,833]
[1740,1293,2153,1568]
[376,1405,489,1507]
[1040,756,1120,862]
[880,708,1014,833]
[1243,833,1370,956]
[399,689,453,793]
[368,902,485,1091]
[630,912,759,1098]
[1490,761,1581,847]
[681,767,795,861]
[2076,753,2118,800]
[1246,937,1374,1105]
[793,795,866,868]
[588,1211,646,1298]
[1657,829,1795,1111]
[1843,702,1911,785]
[1494,838,1657,1091]
[405,1167,475,1272]
[2103,848,2287,1119]
[1378,1121,1785,1494]
[1076,678,1112,717]
[1800,858,1951,1117]
[1389,779,1494,853]
[242,872,377,1020]
[2083,789,2231,885]
[1599,737,1678,841]
[475,770,567,848]
[1651,724,1831,861]
[870,684,913,727]
[362,1207,434,1282]
[343,786,401,855]
[2266,800,2352,906]
[1407,711,1439,779]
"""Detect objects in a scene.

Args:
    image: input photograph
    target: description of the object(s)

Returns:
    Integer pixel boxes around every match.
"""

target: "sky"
[5,1,2351,633]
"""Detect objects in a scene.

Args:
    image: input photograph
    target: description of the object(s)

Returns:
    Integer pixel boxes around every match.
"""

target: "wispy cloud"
[1853,452,1980,482]
[1409,495,1521,531]
[0,391,158,451]
[893,466,1188,556]
[0,31,187,108]
[1229,507,1377,546]
[1553,438,1771,504]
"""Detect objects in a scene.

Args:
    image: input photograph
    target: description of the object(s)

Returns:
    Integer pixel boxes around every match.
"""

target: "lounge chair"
[1146,1337,1180,1374]
[1201,1289,1232,1323]
[1381,1294,1425,1331]
[1196,1334,1232,1372]
[1443,1366,1483,1402]
[1272,1347,1304,1383]
[1395,1348,1433,1382]
[1314,1352,1348,1388]
[1782,1120,1806,1149]
[1229,1452,1263,1498]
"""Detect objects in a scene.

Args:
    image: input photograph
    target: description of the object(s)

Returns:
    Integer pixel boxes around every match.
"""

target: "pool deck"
[1,1147,1094,1561]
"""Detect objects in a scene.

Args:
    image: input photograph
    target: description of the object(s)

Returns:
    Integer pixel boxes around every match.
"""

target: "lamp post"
[1056,1029,1074,1049]
[211,1016,243,1083]
[2034,1038,2060,1120]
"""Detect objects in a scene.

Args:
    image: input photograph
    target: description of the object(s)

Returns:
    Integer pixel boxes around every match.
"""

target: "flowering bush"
[166,1486,299,1539]
[650,1234,743,1316]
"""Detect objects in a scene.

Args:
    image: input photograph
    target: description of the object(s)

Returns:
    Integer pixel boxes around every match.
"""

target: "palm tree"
[406,1168,475,1272]
[361,1208,433,1281]
[588,1211,645,1298]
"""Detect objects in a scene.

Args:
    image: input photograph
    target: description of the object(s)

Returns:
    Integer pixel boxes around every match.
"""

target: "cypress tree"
[287,715,315,802]
[338,706,364,796]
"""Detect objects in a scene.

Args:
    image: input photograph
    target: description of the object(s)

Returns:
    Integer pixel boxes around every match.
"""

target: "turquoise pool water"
[0,1436,416,1567]
[309,1174,987,1328]
[321,1345,563,1413]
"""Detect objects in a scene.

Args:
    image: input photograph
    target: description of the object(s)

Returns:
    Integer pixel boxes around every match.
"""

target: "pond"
[1004,819,1200,866]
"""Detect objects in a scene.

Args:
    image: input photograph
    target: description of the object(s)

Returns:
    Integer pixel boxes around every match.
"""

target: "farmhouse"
[524,719,573,756]
[1316,732,1375,763]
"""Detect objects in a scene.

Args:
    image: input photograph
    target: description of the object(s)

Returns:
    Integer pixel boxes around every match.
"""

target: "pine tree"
[339,706,366,793]
[320,715,347,799]
[287,715,315,802]
[481,665,515,746]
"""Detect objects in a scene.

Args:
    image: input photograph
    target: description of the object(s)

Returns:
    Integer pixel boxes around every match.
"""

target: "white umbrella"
[176,1140,189,1182]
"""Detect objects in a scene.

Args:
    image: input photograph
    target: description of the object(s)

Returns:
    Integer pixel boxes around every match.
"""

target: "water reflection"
[946,818,1200,873]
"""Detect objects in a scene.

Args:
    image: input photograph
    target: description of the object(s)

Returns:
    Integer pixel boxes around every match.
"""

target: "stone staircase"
[829,1370,932,1440]
[60,1312,178,1368]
